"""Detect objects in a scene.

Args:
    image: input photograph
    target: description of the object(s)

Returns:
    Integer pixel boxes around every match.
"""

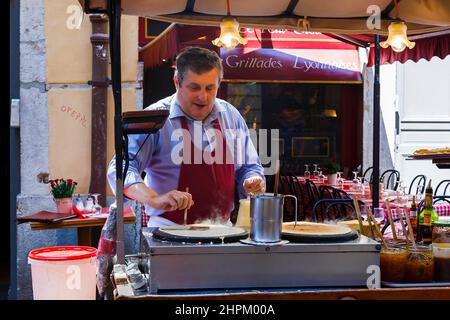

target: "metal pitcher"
[250,193,297,243]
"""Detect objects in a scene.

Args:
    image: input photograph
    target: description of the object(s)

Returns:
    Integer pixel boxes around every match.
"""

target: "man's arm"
[125,182,193,211]
[228,107,266,196]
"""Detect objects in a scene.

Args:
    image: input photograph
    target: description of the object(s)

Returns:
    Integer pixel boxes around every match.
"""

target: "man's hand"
[243,176,266,195]
[148,190,194,212]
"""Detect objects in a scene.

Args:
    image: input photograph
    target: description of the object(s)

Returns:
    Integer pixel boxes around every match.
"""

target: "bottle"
[409,196,418,240]
[417,180,439,244]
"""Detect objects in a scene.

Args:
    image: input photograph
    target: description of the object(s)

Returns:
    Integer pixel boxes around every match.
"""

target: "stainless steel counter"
[143,228,381,293]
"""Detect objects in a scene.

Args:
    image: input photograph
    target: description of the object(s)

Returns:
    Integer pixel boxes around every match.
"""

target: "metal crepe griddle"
[281,221,359,243]
[152,224,249,244]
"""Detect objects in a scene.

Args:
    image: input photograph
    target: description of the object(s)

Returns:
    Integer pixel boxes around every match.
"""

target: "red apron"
[160,117,235,224]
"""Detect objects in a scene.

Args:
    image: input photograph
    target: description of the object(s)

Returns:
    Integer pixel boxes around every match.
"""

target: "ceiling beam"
[381,0,402,19]
[186,0,196,13]
[326,33,370,48]
[284,0,300,15]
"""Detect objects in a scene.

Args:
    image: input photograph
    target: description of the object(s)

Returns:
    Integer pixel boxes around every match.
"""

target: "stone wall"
[17,0,142,299]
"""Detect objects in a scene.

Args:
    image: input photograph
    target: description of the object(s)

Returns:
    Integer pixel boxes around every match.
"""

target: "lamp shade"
[212,17,248,50]
[323,109,338,118]
[380,21,416,53]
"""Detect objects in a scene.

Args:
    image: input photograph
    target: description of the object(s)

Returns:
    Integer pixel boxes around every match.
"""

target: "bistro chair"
[381,217,406,235]
[417,195,450,212]
[312,198,360,222]
[317,185,337,220]
[280,175,296,221]
[319,185,335,199]
[333,187,350,199]
[289,175,309,221]
[279,175,308,222]
[305,179,322,220]
[408,174,427,196]
[434,180,450,197]
[380,169,400,191]
[362,166,374,183]
[316,186,352,221]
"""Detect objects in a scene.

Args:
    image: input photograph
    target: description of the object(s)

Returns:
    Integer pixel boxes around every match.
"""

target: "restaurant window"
[223,82,347,175]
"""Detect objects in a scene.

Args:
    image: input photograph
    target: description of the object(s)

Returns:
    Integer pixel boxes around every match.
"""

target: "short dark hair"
[175,47,223,85]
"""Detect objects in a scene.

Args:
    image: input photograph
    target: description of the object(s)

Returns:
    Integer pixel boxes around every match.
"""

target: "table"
[30,207,136,246]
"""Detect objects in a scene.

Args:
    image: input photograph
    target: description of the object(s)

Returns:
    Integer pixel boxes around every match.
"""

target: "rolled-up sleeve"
[107,132,155,199]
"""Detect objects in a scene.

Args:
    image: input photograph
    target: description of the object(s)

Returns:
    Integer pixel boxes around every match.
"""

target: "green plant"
[323,159,340,174]
[49,178,77,198]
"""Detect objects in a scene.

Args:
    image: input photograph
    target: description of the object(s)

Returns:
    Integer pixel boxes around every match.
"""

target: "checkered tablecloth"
[386,203,450,220]
[381,203,450,239]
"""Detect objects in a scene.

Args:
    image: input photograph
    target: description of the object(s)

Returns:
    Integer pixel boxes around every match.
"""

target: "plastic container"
[28,246,97,300]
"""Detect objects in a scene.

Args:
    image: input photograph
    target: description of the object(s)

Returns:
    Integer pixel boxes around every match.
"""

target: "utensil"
[403,205,417,249]
[184,187,189,225]
[385,200,398,241]
[397,206,410,244]
[366,210,389,249]
[352,197,365,237]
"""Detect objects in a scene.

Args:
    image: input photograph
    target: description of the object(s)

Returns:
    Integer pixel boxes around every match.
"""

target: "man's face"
[174,68,220,121]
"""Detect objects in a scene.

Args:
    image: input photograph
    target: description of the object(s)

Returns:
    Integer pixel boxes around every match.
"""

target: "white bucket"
[28,246,97,300]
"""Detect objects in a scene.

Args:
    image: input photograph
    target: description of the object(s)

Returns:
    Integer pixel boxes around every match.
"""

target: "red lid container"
[28,246,97,262]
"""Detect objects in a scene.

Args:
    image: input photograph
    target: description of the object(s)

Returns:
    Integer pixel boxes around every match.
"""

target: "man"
[107,47,265,227]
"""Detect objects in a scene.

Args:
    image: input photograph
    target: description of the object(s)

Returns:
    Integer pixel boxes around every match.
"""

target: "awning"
[366,32,450,66]
[140,24,362,82]
[80,0,450,35]
[139,22,220,69]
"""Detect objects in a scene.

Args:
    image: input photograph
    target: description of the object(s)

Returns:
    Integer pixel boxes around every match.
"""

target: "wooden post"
[89,14,109,207]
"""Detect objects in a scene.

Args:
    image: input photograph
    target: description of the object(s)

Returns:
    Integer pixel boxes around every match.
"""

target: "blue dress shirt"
[107,94,265,225]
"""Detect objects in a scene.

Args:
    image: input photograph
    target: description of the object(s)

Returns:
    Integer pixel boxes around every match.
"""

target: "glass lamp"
[212,17,248,50]
[380,21,415,53]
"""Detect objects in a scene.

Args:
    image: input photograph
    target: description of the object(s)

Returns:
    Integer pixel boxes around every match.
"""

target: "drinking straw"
[365,212,376,240]
[396,206,410,244]
[385,200,398,241]
[367,212,389,250]
[403,205,417,250]
[353,197,365,237]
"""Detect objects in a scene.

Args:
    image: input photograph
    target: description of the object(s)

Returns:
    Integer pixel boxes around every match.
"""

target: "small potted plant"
[49,178,78,213]
[323,159,340,185]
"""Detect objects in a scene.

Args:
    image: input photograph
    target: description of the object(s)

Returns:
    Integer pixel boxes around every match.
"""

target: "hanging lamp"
[380,0,415,52]
[212,0,247,50]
